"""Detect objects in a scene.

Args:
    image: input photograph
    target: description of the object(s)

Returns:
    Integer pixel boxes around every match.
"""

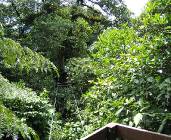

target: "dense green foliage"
[0,74,54,139]
[0,36,58,91]
[0,0,171,139]
[51,0,171,139]
[0,38,57,74]
[0,103,38,139]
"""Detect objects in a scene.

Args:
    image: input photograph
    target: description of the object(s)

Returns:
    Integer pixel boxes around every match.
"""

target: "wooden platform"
[81,123,171,140]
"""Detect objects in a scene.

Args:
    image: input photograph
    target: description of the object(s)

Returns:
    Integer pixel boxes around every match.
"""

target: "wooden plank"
[81,123,117,140]
[80,127,108,140]
[116,124,171,140]
[81,123,171,140]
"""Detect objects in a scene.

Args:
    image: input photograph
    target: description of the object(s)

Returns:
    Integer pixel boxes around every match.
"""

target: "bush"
[0,38,58,91]
[0,74,55,139]
[0,102,39,140]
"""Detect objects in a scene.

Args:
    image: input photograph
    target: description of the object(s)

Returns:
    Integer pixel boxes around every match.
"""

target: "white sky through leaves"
[124,0,149,16]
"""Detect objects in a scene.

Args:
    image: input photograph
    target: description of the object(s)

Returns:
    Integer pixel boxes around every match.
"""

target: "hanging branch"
[10,0,22,20]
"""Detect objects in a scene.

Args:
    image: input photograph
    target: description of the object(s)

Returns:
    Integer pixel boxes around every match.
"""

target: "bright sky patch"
[124,0,149,16]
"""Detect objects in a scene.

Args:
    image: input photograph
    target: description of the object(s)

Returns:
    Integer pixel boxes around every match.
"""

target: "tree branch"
[10,1,22,20]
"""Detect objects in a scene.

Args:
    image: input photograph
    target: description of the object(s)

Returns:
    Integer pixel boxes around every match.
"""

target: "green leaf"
[115,107,124,117]
[134,113,143,126]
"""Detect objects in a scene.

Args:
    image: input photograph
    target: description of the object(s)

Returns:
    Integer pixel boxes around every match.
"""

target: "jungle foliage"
[0,0,171,139]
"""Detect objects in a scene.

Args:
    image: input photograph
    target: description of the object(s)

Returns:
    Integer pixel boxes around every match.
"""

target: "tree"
[0,22,56,139]
[51,0,171,139]
[0,0,131,83]
[4,0,171,139]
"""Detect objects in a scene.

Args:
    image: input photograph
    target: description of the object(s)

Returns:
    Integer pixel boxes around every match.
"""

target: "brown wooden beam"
[81,123,171,140]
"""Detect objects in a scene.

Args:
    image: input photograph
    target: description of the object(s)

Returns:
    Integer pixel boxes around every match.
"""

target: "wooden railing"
[81,123,171,140]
